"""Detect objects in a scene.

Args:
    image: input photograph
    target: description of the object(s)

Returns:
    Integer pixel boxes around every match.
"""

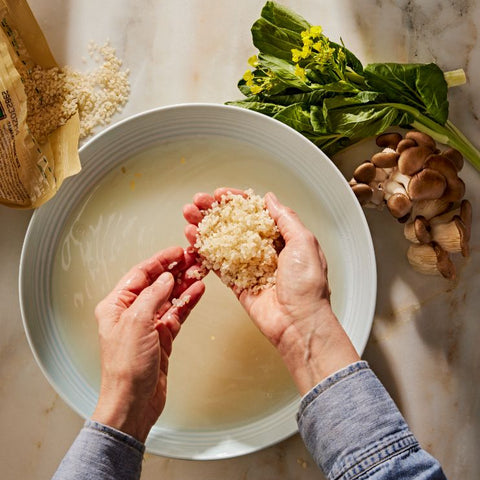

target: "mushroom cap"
[351,183,374,205]
[444,177,466,202]
[460,199,472,241]
[353,162,377,184]
[405,131,437,150]
[398,146,432,175]
[371,151,399,168]
[432,243,456,280]
[442,148,464,171]
[404,216,432,243]
[408,168,447,201]
[425,154,458,178]
[414,216,432,243]
[387,193,412,218]
[396,138,417,154]
[424,154,465,202]
[376,132,403,149]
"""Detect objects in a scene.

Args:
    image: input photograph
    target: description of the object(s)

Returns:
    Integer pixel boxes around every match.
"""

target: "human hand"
[183,189,359,394]
[91,246,205,442]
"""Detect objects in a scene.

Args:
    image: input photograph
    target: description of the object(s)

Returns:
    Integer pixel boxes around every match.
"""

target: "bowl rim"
[19,102,377,460]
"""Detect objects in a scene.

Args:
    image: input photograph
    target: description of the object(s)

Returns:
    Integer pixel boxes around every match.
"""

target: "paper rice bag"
[0,0,80,209]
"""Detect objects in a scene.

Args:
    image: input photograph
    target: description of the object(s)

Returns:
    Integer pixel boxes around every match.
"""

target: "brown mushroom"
[387,193,412,219]
[396,138,417,154]
[408,168,447,201]
[411,198,452,220]
[431,216,469,257]
[407,243,456,279]
[405,131,436,150]
[372,150,399,168]
[376,132,403,150]
[398,146,433,175]
[351,183,374,205]
[429,199,471,230]
[404,216,432,244]
[442,148,464,171]
[424,155,465,202]
[353,162,377,184]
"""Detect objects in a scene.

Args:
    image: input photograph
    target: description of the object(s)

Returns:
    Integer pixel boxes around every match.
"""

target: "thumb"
[264,192,307,243]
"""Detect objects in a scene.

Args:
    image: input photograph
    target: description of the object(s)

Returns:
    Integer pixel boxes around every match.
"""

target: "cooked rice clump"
[195,189,280,293]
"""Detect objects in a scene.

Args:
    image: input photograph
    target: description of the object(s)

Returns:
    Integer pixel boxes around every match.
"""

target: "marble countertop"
[1,0,479,478]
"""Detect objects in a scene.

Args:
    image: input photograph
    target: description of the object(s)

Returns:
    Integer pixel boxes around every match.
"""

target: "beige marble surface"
[1,0,479,478]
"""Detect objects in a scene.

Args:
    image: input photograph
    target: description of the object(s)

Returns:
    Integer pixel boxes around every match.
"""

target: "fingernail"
[267,192,278,202]
[158,272,173,284]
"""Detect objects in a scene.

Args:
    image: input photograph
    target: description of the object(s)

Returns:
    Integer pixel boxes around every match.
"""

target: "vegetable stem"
[444,69,467,88]
[385,101,480,171]
[411,119,480,171]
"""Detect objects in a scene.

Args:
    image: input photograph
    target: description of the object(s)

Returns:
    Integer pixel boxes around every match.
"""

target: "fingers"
[128,272,175,319]
[184,224,198,246]
[182,203,203,225]
[156,280,206,339]
[114,246,185,298]
[213,187,246,201]
[183,188,247,226]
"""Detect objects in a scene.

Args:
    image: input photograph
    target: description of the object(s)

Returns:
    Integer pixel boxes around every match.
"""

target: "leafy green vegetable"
[227,1,480,171]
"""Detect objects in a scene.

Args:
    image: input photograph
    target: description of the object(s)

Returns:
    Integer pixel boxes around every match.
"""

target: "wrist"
[92,393,150,443]
[277,308,360,395]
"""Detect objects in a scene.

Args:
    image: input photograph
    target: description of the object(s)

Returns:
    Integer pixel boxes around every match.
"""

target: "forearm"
[52,420,145,480]
[298,361,447,480]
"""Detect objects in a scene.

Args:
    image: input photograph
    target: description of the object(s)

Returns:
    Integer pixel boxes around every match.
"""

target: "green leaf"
[322,91,385,110]
[251,2,309,61]
[258,53,310,91]
[225,100,286,117]
[272,103,314,132]
[364,63,449,124]
[260,1,310,32]
[324,103,414,142]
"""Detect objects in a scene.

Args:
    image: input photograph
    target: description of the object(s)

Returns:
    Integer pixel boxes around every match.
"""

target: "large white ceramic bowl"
[19,103,376,460]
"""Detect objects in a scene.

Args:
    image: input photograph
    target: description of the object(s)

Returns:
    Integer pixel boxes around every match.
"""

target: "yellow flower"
[301,44,311,58]
[294,64,306,81]
[243,69,254,83]
[309,25,323,37]
[248,55,259,67]
[303,37,313,47]
[291,48,303,63]
[250,84,263,94]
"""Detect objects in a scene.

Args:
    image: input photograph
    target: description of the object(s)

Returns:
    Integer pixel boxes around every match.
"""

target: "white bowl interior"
[19,104,376,460]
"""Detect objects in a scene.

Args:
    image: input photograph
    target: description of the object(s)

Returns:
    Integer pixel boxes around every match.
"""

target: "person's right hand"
[183,189,360,394]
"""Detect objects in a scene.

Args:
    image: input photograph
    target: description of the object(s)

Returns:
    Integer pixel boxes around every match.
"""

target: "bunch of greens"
[227,1,480,171]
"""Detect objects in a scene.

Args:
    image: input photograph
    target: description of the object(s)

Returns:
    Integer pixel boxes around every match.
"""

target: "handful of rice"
[195,189,281,293]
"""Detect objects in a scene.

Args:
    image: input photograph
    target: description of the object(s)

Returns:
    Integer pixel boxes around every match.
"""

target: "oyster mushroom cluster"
[349,131,472,279]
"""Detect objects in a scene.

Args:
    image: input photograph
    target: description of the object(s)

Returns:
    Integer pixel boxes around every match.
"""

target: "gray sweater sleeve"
[52,420,145,480]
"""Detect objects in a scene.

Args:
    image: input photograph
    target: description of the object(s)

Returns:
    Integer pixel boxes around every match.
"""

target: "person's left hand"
[91,246,205,442]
